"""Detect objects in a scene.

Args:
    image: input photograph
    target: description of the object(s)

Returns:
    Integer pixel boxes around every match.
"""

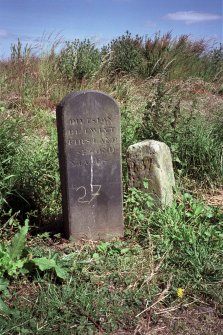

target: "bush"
[167,35,207,80]
[58,39,101,81]
[102,32,221,80]
[200,43,223,82]
[143,32,172,77]
[103,31,144,76]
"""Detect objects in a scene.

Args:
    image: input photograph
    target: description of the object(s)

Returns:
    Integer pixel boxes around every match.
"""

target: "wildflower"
[177,287,185,298]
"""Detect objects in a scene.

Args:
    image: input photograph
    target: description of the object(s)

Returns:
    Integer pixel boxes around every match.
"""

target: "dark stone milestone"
[56,91,123,240]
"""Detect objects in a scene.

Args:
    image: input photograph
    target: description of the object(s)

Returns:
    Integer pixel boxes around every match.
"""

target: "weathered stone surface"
[56,90,123,240]
[127,140,175,207]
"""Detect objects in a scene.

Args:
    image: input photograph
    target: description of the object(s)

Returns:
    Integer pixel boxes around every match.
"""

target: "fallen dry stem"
[140,248,170,288]
[136,275,173,318]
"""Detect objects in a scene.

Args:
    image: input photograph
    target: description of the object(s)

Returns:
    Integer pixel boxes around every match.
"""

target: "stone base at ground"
[127,140,175,208]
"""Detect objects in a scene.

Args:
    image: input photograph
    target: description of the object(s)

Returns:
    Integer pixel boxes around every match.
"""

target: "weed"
[0,242,159,333]
[58,39,101,81]
[10,38,32,63]
[9,132,61,222]
[104,31,144,76]
[148,195,223,298]
[0,111,23,210]
[0,219,67,315]
[0,31,222,334]
[124,186,153,238]
[135,76,223,186]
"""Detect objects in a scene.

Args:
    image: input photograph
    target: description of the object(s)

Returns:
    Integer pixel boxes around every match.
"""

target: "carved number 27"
[75,185,101,204]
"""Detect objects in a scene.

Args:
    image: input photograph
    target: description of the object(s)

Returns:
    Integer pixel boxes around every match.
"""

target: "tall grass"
[0,33,222,333]
[0,33,223,227]
[136,78,223,186]
[0,107,24,210]
[0,33,222,109]
[0,31,222,224]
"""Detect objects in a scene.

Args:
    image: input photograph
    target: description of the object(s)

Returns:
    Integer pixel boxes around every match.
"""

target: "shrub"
[202,43,223,81]
[58,39,101,81]
[167,35,207,80]
[103,31,144,76]
[143,32,173,77]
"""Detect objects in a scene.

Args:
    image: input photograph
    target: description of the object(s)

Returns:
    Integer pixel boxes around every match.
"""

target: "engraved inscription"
[68,129,82,135]
[101,137,117,144]
[67,116,118,154]
[74,146,116,155]
[73,184,101,204]
[68,126,116,136]
[70,119,83,125]
[69,158,108,167]
[56,90,123,240]
[84,126,115,134]
[67,137,117,146]
[70,117,112,125]
[67,138,96,145]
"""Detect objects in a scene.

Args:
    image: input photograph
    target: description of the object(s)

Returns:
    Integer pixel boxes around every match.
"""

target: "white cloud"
[0,29,9,39]
[145,20,157,28]
[0,29,21,40]
[165,11,222,24]
[90,35,110,47]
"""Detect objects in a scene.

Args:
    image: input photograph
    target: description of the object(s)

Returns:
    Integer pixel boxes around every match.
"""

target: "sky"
[0,0,222,58]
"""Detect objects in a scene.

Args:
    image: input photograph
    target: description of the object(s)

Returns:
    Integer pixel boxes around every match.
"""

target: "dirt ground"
[202,188,223,209]
[113,306,223,335]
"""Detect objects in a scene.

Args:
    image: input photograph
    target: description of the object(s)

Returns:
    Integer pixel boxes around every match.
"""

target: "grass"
[0,195,222,333]
[2,245,158,333]
[0,32,222,334]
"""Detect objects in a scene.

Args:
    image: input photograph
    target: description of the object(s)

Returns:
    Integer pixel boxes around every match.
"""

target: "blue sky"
[0,0,222,58]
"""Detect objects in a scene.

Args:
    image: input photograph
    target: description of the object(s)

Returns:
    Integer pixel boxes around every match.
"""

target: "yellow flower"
[177,287,185,298]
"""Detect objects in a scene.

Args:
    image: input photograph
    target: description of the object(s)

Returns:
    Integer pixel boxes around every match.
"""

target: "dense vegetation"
[0,32,222,334]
